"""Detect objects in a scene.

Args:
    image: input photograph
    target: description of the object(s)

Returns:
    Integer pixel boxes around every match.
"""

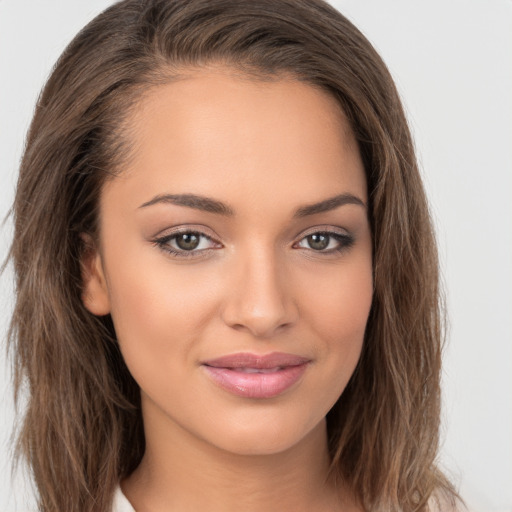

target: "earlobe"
[80,234,111,316]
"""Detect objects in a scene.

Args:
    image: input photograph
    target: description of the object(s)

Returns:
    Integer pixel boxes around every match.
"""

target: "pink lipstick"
[201,352,310,399]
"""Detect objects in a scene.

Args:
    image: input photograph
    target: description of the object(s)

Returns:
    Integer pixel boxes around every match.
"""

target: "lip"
[201,352,310,399]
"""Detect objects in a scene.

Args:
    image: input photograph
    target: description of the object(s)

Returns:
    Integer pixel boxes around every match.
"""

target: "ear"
[80,234,111,316]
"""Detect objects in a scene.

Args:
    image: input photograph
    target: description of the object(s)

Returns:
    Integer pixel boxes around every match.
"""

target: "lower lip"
[202,364,309,399]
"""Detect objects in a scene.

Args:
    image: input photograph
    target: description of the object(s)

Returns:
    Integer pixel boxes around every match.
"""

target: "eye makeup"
[152,225,355,260]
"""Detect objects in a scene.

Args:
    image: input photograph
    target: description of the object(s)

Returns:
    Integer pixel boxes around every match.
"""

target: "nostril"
[225,312,296,339]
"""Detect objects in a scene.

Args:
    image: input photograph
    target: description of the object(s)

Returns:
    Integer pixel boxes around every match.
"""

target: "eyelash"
[293,231,354,254]
[153,229,220,259]
[153,229,354,259]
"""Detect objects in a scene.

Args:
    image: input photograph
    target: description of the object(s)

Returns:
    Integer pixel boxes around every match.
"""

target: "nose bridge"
[222,242,296,338]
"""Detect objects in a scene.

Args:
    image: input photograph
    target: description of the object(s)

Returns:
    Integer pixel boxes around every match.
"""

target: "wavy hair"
[7,0,457,510]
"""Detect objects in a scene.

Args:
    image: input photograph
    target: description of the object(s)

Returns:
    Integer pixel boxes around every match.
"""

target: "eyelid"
[296,225,350,239]
[152,225,223,258]
[292,225,355,253]
[153,224,219,240]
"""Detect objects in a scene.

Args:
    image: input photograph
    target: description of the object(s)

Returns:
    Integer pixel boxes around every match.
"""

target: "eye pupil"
[176,233,200,250]
[307,233,329,250]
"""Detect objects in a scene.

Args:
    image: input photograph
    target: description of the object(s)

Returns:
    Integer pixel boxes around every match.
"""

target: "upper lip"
[202,352,310,369]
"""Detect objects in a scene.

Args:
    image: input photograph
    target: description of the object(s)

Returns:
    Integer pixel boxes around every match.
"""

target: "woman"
[7,0,459,510]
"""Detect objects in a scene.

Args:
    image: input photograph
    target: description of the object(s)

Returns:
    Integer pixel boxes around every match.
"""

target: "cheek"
[305,252,372,332]
[301,254,373,381]
[103,249,220,378]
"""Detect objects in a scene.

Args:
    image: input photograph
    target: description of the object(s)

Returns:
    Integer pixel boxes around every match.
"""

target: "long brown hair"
[7,0,457,510]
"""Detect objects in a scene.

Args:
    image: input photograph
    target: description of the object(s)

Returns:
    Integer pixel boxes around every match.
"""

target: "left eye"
[295,232,352,252]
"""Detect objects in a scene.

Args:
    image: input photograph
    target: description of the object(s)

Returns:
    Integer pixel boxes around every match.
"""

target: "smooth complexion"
[82,67,373,512]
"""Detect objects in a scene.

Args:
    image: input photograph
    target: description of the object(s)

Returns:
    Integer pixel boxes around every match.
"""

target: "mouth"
[201,352,310,399]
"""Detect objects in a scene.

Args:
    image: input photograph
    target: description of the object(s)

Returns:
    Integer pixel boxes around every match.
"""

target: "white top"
[112,485,136,512]
[109,485,464,512]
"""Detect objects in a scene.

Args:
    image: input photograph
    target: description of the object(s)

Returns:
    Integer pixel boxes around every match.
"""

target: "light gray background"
[1,1,511,511]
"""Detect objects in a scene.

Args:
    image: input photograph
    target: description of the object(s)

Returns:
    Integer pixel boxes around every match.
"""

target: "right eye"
[153,230,221,258]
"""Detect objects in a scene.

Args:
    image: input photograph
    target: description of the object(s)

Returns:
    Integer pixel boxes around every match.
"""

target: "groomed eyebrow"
[293,193,366,217]
[139,193,234,215]
[139,192,366,217]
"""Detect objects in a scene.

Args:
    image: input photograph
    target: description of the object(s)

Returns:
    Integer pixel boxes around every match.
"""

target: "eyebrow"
[293,193,366,217]
[139,192,366,217]
[139,193,234,215]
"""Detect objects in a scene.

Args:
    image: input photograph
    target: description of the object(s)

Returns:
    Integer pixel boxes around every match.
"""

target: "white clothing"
[112,485,136,512]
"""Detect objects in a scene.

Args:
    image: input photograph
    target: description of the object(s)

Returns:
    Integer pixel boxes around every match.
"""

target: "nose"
[221,247,298,338]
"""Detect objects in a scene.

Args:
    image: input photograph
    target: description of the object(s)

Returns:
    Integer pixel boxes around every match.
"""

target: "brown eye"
[154,230,220,258]
[306,233,330,250]
[175,233,201,251]
[295,231,354,254]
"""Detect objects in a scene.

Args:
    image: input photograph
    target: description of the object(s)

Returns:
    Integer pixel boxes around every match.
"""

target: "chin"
[199,414,327,457]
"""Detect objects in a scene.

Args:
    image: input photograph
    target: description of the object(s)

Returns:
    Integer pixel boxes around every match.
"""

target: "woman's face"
[83,67,373,456]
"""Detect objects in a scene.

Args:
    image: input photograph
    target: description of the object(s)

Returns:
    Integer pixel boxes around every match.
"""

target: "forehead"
[104,66,366,212]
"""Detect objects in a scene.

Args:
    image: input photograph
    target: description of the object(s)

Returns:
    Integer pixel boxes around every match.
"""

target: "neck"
[122,402,354,512]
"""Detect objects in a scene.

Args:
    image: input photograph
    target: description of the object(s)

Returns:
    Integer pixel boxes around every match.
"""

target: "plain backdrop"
[1,1,511,511]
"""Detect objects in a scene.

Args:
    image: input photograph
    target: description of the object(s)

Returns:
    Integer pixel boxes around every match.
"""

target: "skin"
[82,66,373,512]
